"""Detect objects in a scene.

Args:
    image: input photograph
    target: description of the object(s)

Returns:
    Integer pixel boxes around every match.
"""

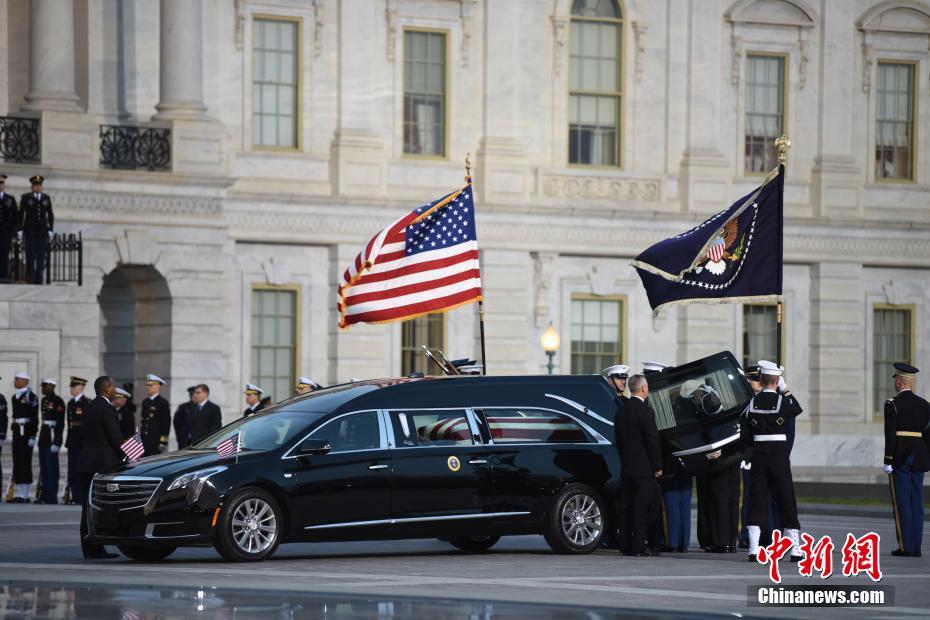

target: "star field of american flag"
[406,190,477,256]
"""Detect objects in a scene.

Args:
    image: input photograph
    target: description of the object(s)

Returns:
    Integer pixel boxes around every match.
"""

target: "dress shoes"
[677,546,687,553]
[891,549,920,557]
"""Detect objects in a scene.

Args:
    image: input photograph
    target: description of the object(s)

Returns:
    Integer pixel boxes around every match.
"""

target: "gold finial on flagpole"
[775,134,791,166]
[465,152,472,182]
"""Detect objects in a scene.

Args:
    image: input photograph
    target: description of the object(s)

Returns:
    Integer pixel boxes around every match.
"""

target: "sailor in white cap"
[10,372,39,502]
[140,374,171,456]
[0,376,6,494]
[243,384,265,417]
[36,379,65,503]
[603,365,631,403]
[641,362,667,376]
[295,376,321,396]
[741,359,804,562]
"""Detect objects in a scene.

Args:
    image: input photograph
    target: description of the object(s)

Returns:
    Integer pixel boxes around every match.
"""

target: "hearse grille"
[91,477,161,510]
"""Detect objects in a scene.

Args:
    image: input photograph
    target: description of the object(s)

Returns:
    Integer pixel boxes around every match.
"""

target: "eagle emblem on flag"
[696,219,745,276]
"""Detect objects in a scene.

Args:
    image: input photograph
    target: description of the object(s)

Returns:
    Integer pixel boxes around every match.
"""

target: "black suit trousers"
[619,476,658,554]
[77,472,106,557]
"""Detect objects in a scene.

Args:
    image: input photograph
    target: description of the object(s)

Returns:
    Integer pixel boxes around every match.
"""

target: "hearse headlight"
[167,466,227,502]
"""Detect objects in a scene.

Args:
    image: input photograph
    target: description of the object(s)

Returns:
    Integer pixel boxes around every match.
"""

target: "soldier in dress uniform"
[113,387,135,439]
[19,175,53,284]
[36,379,65,504]
[64,377,88,504]
[0,376,8,490]
[140,374,171,456]
[295,376,320,396]
[742,360,803,562]
[884,363,930,558]
[603,365,631,403]
[243,384,265,417]
[739,365,761,549]
[10,371,39,503]
[0,174,18,281]
[173,386,196,449]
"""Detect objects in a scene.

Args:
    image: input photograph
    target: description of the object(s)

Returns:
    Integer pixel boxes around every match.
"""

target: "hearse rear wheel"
[214,487,283,562]
[448,535,500,553]
[544,484,605,554]
[117,545,176,562]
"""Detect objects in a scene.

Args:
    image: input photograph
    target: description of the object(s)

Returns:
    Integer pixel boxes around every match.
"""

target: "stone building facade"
[0,0,929,470]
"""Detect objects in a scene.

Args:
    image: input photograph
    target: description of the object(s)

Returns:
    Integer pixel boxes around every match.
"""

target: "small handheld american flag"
[121,432,145,462]
[216,431,241,459]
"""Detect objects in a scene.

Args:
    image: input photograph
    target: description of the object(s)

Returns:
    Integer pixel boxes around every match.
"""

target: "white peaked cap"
[641,361,667,373]
[602,364,631,378]
[757,360,783,376]
[14,371,29,380]
[297,376,319,387]
[146,374,165,384]
[41,378,57,386]
[244,384,263,394]
[114,387,130,398]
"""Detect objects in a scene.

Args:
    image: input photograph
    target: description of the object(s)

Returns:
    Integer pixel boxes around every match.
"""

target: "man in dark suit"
[140,374,171,455]
[77,376,125,559]
[188,384,222,445]
[615,373,662,556]
[19,174,53,284]
[884,362,930,558]
[173,386,196,449]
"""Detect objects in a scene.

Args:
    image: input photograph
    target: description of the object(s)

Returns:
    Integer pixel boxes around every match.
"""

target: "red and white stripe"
[121,433,146,462]
[216,432,241,458]
[337,186,482,328]
[708,239,725,262]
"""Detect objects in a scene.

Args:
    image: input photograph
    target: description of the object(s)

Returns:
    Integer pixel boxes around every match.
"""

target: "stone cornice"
[56,190,223,220]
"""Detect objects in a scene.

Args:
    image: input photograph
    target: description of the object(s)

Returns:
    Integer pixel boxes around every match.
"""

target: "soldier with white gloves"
[37,379,65,504]
[10,371,39,502]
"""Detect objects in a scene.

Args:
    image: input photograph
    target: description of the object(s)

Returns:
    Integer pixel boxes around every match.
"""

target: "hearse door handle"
[468,459,488,465]
[368,464,389,470]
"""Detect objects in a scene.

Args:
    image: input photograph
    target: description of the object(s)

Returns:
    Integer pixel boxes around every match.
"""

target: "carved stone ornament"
[542,175,660,201]
[386,0,399,62]
[314,0,325,57]
[632,21,647,84]
[731,33,743,86]
[551,15,568,78]
[798,34,808,89]
[862,43,874,94]
[532,252,557,328]
[235,0,246,51]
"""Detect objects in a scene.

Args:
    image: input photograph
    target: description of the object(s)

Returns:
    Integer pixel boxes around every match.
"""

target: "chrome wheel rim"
[231,498,277,554]
[560,493,602,547]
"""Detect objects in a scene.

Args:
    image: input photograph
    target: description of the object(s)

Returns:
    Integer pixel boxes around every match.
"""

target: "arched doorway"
[99,265,172,392]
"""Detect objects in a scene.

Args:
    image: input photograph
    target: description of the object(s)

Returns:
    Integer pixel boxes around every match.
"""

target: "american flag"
[216,431,241,458]
[121,432,145,462]
[337,185,482,328]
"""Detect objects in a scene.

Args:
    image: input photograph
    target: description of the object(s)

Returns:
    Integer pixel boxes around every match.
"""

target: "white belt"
[43,421,57,427]
[13,418,28,425]
[755,434,787,442]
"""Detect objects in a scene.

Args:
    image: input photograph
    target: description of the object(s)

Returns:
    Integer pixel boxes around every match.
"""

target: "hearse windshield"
[193,410,326,452]
[649,359,752,431]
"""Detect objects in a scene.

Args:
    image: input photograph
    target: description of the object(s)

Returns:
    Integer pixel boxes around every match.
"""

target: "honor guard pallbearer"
[10,372,39,502]
[113,387,135,439]
[0,174,18,281]
[37,379,65,504]
[64,377,88,504]
[140,374,171,456]
[19,175,54,284]
[295,376,320,396]
[741,360,803,562]
[603,365,631,404]
[0,377,7,489]
[243,384,265,417]
[884,363,930,558]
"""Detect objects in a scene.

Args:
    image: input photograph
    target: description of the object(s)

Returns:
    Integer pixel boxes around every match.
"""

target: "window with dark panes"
[873,307,913,412]
[404,30,446,156]
[745,54,785,173]
[570,297,623,375]
[569,0,622,166]
[875,63,915,181]
[483,409,591,444]
[742,304,778,369]
[252,18,299,148]
[401,312,445,376]
[251,288,298,403]
[309,411,381,453]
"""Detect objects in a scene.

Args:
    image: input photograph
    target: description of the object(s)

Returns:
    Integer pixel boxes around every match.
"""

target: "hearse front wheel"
[448,535,500,553]
[544,484,605,554]
[214,487,283,562]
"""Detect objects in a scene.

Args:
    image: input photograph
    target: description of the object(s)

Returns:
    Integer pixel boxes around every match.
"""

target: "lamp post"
[540,322,560,375]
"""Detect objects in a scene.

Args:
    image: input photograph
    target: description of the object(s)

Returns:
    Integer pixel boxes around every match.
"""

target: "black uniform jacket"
[66,395,86,450]
[140,394,171,454]
[173,402,192,449]
[19,192,53,236]
[884,389,930,472]
[0,192,17,235]
[0,394,7,442]
[189,401,223,445]
[11,389,39,440]
[740,390,803,453]
[77,396,125,475]
[39,394,66,448]
[614,396,661,478]
[117,406,135,440]
[243,401,265,418]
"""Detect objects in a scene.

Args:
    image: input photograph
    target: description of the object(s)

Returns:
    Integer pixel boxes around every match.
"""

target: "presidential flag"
[632,167,784,313]
[337,184,482,328]
[216,431,241,459]
[121,432,145,462]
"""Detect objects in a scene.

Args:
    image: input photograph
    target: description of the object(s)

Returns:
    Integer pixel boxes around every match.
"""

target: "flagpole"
[774,135,790,369]
[466,152,488,376]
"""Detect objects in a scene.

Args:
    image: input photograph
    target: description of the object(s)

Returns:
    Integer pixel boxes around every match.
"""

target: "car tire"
[447,535,500,553]
[543,484,606,554]
[117,545,176,562]
[214,487,283,562]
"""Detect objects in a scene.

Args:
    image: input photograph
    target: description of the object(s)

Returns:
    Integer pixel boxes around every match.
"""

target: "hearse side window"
[648,362,753,431]
[390,410,473,447]
[481,409,591,444]
[307,411,381,453]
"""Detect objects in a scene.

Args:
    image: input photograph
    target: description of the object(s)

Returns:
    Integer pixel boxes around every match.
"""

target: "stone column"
[22,0,82,112]
[153,0,207,119]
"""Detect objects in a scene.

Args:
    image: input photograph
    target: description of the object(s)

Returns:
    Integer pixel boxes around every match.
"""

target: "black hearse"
[87,352,751,562]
